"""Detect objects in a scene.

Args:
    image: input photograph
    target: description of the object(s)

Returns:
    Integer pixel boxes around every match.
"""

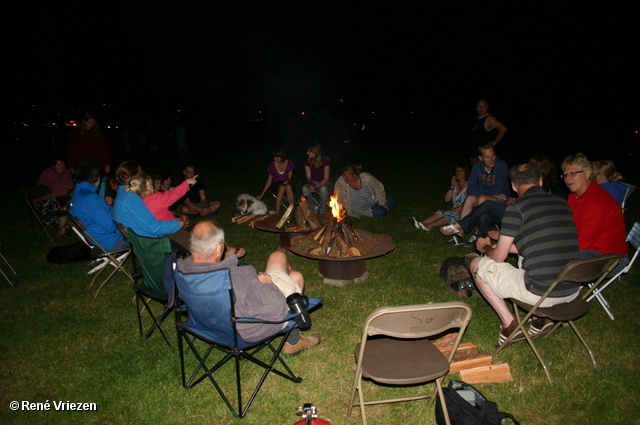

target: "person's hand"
[255,195,263,200]
[495,193,507,202]
[309,185,316,193]
[257,272,273,284]
[451,175,457,187]
[201,207,213,215]
[186,175,198,185]
[476,237,492,252]
[179,216,189,228]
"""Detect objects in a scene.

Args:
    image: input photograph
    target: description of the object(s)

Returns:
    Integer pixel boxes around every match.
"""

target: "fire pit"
[288,196,395,286]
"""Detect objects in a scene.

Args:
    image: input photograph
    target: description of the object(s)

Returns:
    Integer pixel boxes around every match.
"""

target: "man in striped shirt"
[469,162,580,347]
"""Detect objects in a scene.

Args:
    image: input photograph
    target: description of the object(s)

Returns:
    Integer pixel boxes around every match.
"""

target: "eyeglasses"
[561,170,584,179]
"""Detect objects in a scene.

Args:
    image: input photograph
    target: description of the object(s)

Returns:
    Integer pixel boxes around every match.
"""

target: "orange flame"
[329,195,343,221]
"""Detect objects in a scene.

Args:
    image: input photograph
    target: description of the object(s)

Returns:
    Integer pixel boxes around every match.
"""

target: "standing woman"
[301,143,332,213]
[411,163,470,230]
[256,147,295,214]
[334,163,396,218]
[66,112,112,175]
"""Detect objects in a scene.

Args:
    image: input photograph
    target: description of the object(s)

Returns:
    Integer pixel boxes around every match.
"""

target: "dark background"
[6,2,639,181]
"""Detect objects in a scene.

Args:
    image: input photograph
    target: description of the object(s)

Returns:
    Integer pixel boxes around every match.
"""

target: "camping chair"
[126,229,175,348]
[495,253,621,383]
[621,182,635,212]
[586,222,640,320]
[346,302,473,425]
[174,266,322,419]
[22,185,69,247]
[69,215,134,298]
[0,241,17,288]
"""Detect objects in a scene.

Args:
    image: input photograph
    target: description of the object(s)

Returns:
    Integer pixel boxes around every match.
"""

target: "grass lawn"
[2,123,639,424]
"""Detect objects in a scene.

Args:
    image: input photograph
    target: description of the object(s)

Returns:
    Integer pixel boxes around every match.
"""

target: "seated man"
[561,153,629,275]
[176,164,221,217]
[175,220,320,354]
[68,159,128,251]
[469,163,580,347]
[459,143,511,223]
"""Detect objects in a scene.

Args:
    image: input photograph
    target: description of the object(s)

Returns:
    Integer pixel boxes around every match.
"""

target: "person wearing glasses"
[561,153,628,275]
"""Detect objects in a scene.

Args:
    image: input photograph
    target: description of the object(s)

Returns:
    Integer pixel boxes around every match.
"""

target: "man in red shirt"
[561,153,628,274]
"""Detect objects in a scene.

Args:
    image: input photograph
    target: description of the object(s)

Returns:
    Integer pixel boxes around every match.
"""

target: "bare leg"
[266,250,304,293]
[459,194,478,220]
[420,214,448,230]
[469,257,513,327]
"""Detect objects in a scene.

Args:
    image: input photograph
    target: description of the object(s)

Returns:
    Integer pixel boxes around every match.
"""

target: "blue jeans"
[458,200,506,236]
[371,197,396,218]
[301,181,333,214]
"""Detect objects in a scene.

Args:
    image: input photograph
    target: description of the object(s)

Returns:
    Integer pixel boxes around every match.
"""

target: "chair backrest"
[556,254,621,285]
[22,185,53,203]
[621,182,635,211]
[627,222,640,251]
[175,267,236,343]
[127,229,172,299]
[364,302,472,340]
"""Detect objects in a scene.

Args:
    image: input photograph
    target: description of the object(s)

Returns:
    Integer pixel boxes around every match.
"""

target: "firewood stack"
[276,198,323,232]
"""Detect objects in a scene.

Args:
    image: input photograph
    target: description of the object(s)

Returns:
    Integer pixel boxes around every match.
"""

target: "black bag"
[435,380,519,425]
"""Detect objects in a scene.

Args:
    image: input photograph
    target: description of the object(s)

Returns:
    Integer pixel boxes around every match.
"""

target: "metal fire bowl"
[253,213,333,250]
[289,230,396,281]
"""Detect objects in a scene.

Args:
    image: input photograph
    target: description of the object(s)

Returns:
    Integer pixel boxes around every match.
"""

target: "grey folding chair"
[586,222,640,320]
[22,185,69,247]
[346,301,472,425]
[496,254,621,383]
[0,241,17,288]
[620,182,635,212]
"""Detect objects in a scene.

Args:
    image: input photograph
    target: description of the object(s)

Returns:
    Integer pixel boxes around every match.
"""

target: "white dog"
[236,193,268,215]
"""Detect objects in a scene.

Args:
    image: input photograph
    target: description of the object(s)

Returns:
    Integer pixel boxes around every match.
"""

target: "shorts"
[265,268,300,298]
[436,210,460,225]
[476,257,578,306]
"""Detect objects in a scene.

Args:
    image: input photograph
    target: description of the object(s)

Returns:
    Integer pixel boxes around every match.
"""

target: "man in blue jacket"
[461,143,510,218]
[68,159,128,251]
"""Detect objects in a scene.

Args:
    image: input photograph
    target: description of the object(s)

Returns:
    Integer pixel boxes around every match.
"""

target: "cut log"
[449,353,494,374]
[298,199,321,229]
[294,205,309,231]
[437,342,477,358]
[235,214,257,224]
[276,204,295,229]
[432,332,460,348]
[312,222,329,240]
[459,363,513,383]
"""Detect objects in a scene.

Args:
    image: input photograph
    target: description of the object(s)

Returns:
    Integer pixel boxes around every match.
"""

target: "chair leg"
[567,321,598,369]
[435,378,451,425]
[0,251,17,288]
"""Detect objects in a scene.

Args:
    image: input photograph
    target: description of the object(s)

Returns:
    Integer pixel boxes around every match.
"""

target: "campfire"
[276,197,324,232]
[294,195,372,258]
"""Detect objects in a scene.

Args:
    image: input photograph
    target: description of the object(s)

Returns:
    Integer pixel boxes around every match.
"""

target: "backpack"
[435,380,519,425]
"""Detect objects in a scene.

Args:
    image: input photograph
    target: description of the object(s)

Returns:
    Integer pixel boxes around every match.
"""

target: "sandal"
[411,217,429,231]
[440,224,460,236]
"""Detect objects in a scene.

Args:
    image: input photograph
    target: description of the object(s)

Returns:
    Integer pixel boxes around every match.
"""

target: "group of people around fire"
[32,102,633,356]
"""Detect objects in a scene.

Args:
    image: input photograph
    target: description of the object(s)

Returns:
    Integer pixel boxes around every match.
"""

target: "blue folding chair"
[174,266,322,418]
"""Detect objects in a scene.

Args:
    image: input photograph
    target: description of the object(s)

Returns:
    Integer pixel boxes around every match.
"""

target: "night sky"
[8,3,638,136]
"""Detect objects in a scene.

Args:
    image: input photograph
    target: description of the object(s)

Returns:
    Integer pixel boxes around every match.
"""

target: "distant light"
[301,112,305,115]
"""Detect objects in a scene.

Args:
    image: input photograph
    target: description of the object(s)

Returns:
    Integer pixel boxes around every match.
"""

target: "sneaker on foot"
[443,235,464,246]
[282,335,320,356]
[464,234,478,248]
[528,317,554,336]
[495,319,523,348]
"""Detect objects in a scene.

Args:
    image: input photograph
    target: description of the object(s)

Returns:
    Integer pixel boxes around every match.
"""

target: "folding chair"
[620,182,635,212]
[69,215,134,298]
[346,302,473,425]
[22,185,69,247]
[174,266,322,418]
[126,229,175,348]
[495,254,621,383]
[0,241,17,288]
[586,222,640,320]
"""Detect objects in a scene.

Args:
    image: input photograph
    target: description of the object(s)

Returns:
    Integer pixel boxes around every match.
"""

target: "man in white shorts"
[177,220,319,355]
[469,162,580,348]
